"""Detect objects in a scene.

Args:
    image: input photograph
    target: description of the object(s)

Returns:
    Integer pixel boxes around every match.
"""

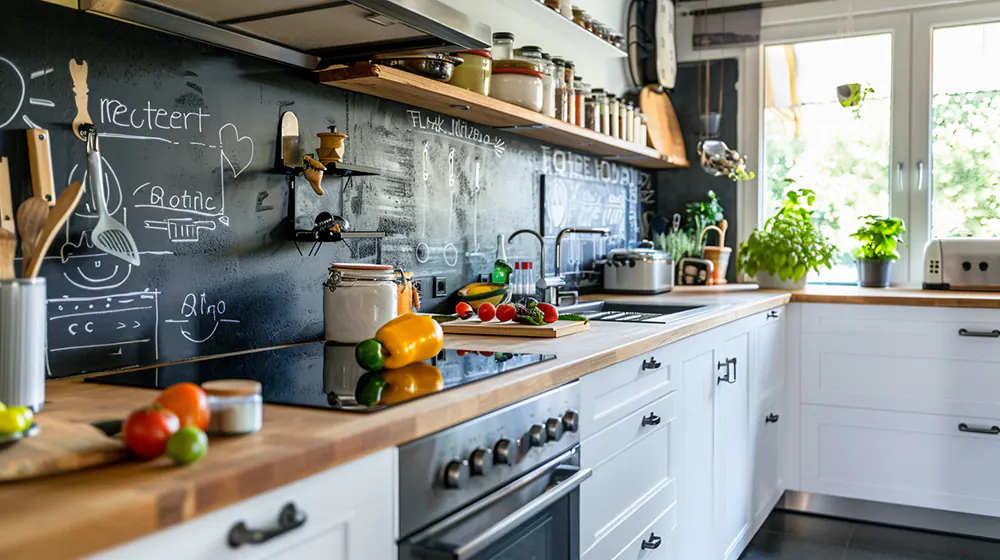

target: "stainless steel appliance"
[399,382,587,560]
[87,342,554,413]
[602,247,675,294]
[923,238,1000,291]
[559,300,721,324]
[79,0,491,69]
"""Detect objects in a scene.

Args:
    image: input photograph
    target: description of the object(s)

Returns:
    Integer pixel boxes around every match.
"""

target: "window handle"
[916,161,925,191]
[896,162,905,191]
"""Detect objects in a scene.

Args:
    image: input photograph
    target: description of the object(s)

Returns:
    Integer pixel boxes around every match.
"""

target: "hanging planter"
[837,82,875,119]
[697,60,756,182]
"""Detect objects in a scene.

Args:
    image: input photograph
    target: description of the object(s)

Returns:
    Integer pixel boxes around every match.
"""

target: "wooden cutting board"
[442,319,590,338]
[0,417,127,481]
[640,85,689,166]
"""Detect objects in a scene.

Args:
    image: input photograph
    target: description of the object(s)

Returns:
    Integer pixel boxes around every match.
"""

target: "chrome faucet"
[553,227,610,306]
[508,229,562,304]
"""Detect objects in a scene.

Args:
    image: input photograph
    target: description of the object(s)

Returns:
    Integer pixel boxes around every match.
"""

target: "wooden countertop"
[785,285,1000,308]
[0,291,788,560]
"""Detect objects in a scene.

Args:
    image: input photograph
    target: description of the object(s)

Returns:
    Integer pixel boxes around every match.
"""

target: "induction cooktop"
[87,342,555,413]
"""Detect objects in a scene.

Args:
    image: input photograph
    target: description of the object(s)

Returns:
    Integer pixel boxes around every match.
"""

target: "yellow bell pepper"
[356,313,444,371]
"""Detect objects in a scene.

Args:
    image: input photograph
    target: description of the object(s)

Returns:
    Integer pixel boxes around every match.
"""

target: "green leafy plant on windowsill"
[737,183,839,285]
[851,215,906,262]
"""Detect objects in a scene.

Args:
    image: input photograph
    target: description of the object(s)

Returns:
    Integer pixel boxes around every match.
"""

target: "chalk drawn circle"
[443,243,458,267]
[0,57,26,129]
[415,243,430,264]
[68,158,124,217]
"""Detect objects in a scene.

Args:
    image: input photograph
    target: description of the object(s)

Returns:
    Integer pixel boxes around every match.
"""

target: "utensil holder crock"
[0,278,46,412]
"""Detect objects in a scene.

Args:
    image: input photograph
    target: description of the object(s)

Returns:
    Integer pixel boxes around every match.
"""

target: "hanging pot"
[837,83,864,107]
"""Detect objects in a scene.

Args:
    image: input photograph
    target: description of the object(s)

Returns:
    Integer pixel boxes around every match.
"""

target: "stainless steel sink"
[558,300,720,324]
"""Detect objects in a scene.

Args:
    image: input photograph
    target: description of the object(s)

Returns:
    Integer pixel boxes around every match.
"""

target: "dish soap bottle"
[492,235,513,285]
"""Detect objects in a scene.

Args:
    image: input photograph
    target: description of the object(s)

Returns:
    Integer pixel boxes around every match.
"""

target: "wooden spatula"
[16,197,48,276]
[24,182,84,279]
[0,229,15,280]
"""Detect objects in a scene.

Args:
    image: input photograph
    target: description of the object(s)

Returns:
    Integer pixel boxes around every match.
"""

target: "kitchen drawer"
[580,347,676,439]
[581,393,678,553]
[801,303,1000,337]
[801,326,1000,418]
[89,448,396,560]
[583,477,678,560]
[801,404,1000,518]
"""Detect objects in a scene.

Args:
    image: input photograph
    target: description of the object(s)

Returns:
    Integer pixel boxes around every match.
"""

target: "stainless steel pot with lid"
[603,243,674,294]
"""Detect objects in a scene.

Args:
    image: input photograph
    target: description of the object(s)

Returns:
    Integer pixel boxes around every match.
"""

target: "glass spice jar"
[619,99,629,140]
[572,6,586,28]
[551,57,568,122]
[585,95,598,131]
[639,114,649,147]
[633,108,643,146]
[544,0,560,12]
[574,77,589,127]
[625,102,635,142]
[581,10,594,32]
[564,60,576,126]
[608,94,620,138]
[593,88,609,134]
[492,32,515,61]
[514,45,546,73]
[558,0,573,18]
[592,21,607,40]
[540,52,556,118]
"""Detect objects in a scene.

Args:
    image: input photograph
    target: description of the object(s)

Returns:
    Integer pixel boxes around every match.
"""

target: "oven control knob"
[529,424,548,447]
[470,447,493,476]
[443,460,469,489]
[545,417,565,442]
[494,438,519,466]
[562,410,580,433]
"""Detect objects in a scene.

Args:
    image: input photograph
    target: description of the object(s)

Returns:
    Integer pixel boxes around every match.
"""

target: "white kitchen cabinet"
[714,329,751,560]
[88,448,397,560]
[749,308,787,532]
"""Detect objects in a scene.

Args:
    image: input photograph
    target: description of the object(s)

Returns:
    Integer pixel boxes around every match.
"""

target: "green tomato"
[166,426,208,465]
[0,409,30,435]
[355,339,386,372]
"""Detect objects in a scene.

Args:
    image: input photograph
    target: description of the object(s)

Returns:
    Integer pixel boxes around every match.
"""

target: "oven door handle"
[409,448,592,560]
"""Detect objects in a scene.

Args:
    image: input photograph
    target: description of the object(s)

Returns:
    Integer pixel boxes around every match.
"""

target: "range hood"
[80,0,492,69]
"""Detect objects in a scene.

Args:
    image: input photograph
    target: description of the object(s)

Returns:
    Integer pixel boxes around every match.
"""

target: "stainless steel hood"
[80,0,491,69]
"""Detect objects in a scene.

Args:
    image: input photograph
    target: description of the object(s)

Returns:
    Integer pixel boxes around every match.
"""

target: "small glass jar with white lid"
[323,263,398,343]
[203,380,263,436]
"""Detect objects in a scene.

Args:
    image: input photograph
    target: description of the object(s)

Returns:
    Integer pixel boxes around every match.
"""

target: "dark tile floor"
[739,510,1000,560]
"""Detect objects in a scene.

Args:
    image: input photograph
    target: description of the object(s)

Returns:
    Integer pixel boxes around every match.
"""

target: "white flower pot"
[755,271,808,290]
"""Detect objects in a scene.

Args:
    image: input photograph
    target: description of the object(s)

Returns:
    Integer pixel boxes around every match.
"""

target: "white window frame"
[676,0,1000,286]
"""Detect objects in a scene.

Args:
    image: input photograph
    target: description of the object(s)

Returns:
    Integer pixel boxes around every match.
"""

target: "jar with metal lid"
[543,0,560,12]
[540,53,556,118]
[619,99,629,140]
[203,380,263,436]
[492,32,515,61]
[551,57,568,121]
[609,94,620,138]
[592,21,607,40]
[639,113,649,147]
[593,88,609,134]
[323,263,398,343]
[585,95,598,131]
[574,77,589,127]
[572,6,586,27]
[513,45,545,73]
[558,0,572,18]
[625,102,635,142]
[609,33,625,50]
[633,108,644,146]
[563,60,576,125]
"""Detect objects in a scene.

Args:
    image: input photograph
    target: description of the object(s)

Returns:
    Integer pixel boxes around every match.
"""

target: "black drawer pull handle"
[641,533,662,550]
[641,357,661,370]
[958,423,1000,435]
[641,413,661,427]
[958,329,1000,338]
[228,503,307,548]
[766,413,780,424]
[766,310,779,319]
[717,357,737,385]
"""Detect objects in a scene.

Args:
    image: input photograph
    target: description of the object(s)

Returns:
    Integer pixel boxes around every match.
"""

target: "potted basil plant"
[737,186,838,289]
[850,215,906,288]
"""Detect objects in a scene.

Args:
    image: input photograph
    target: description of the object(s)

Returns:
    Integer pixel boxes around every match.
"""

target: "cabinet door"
[677,336,718,560]
[714,331,751,560]
[750,393,785,532]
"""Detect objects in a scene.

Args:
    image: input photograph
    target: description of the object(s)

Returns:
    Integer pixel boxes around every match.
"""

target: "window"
[763,34,894,283]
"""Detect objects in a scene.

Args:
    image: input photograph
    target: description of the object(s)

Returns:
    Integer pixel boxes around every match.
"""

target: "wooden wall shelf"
[318,64,688,170]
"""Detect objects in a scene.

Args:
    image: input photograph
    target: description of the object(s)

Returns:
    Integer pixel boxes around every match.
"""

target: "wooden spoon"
[719,219,729,246]
[0,229,15,280]
[16,197,49,276]
[24,182,84,279]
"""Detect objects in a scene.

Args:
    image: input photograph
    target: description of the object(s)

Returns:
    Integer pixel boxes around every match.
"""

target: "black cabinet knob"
[766,413,780,424]
[641,533,662,550]
[642,357,662,371]
[641,413,661,427]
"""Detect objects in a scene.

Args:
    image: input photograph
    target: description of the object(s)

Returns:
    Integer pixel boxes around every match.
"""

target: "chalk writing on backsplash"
[407,109,506,157]
[541,146,647,186]
[99,98,210,132]
[164,292,240,344]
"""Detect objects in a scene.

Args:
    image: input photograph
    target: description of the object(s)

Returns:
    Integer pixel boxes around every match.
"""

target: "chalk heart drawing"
[219,123,253,178]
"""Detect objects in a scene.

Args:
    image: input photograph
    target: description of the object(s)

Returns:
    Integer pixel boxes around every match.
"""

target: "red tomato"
[496,304,516,323]
[123,406,180,460]
[457,349,470,356]
[156,382,211,430]
[477,302,496,322]
[455,302,474,319]
[537,303,559,324]
[478,351,494,357]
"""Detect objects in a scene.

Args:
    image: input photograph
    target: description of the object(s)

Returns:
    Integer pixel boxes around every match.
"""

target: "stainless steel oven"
[397,382,585,560]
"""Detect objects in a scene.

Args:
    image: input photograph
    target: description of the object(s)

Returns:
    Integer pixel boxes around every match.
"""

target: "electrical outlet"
[433,277,448,298]
[477,273,491,283]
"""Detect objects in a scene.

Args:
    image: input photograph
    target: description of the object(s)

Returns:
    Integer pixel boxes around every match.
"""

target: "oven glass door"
[403,447,589,560]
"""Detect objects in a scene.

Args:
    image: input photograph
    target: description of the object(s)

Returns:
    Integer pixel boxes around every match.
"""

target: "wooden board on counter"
[317,63,685,170]
[0,417,126,481]
[442,318,590,338]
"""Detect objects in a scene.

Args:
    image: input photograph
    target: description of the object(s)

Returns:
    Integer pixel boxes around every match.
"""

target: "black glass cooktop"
[87,342,555,413]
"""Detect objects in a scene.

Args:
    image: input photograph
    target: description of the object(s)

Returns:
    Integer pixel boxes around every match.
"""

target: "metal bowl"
[0,422,40,450]
[377,54,464,82]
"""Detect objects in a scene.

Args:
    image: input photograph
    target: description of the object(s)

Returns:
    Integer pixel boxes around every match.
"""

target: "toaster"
[923,238,1000,291]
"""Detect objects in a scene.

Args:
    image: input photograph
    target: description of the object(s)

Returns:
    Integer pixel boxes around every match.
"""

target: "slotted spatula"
[86,133,140,266]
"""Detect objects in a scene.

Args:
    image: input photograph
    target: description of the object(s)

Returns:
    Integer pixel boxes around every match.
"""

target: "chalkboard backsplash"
[0,0,644,377]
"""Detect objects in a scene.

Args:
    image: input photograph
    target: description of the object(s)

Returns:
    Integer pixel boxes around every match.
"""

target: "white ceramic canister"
[323,264,398,343]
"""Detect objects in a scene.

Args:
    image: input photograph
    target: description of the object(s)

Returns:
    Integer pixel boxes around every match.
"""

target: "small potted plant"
[837,82,875,119]
[850,215,906,288]
[737,186,838,289]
